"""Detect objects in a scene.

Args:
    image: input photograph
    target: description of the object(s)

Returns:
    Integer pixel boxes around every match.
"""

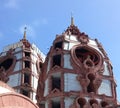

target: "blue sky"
[0,0,120,101]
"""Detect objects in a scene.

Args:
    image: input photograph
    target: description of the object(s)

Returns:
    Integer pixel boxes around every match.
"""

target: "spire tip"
[23,27,27,40]
[71,13,74,26]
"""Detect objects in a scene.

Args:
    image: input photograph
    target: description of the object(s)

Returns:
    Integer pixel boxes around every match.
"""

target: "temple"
[0,19,120,108]
[0,28,45,103]
[36,18,120,108]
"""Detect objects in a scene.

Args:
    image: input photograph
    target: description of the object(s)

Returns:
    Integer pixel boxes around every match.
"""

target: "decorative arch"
[71,45,103,72]
[101,101,109,107]
[0,54,16,82]
[77,97,86,108]
[89,99,99,107]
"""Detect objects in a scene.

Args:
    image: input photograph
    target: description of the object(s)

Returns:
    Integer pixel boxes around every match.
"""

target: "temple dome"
[0,81,39,108]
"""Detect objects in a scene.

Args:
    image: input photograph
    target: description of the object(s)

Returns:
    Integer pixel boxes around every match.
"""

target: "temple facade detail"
[36,20,120,108]
[0,30,45,103]
[0,20,119,108]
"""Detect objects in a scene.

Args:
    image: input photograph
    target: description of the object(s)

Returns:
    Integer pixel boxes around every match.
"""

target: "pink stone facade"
[0,20,120,108]
[36,22,120,108]
[0,93,39,108]
[0,81,38,108]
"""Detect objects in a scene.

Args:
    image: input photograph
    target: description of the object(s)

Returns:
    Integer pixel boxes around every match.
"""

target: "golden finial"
[71,13,74,26]
[23,27,27,40]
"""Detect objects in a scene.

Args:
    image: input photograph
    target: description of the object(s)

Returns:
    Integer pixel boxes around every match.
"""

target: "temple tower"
[0,28,45,103]
[37,19,120,108]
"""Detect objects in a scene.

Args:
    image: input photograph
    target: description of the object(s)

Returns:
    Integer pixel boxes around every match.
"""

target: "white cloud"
[41,18,48,25]
[32,18,48,27]
[32,20,41,27]
[4,0,20,9]
[19,24,36,39]
[18,18,48,40]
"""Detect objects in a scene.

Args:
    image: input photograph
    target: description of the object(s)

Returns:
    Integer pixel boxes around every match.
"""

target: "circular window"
[75,47,99,66]
[71,45,103,70]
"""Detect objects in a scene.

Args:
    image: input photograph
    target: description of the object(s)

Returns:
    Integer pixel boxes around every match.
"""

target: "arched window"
[89,99,98,107]
[77,98,86,108]
[54,41,62,49]
[101,101,108,107]
[0,58,13,71]
[52,55,61,67]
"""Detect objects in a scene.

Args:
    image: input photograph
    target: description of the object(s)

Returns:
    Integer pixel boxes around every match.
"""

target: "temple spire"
[71,13,74,26]
[23,27,27,40]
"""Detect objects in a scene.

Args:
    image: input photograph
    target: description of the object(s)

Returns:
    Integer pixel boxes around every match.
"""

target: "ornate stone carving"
[83,55,94,69]
[65,25,81,36]
[71,45,104,73]
[95,39,108,59]
[87,73,102,93]
[0,67,9,82]
[77,75,90,93]
[79,33,89,44]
